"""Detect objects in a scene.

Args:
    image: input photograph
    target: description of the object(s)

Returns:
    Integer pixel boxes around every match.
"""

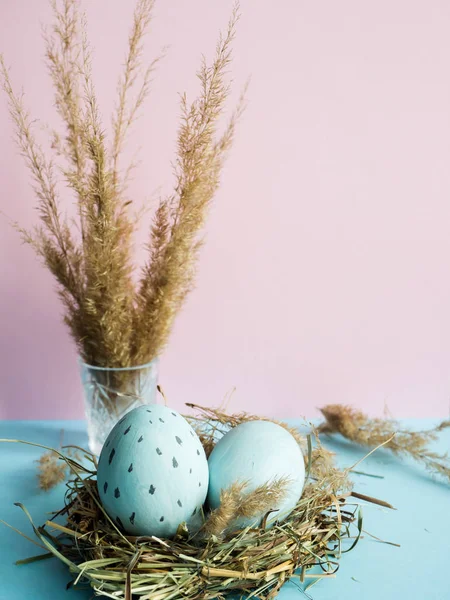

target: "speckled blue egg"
[207,421,305,527]
[97,405,208,538]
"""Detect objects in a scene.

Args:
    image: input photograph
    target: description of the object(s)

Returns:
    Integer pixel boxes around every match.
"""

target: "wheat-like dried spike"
[203,481,246,537]
[0,55,82,310]
[73,13,136,368]
[112,0,159,189]
[203,478,289,538]
[132,5,245,364]
[236,478,290,519]
[319,404,450,483]
[45,0,89,238]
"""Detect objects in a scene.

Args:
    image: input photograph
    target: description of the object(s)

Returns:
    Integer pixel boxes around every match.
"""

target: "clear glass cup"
[80,359,159,455]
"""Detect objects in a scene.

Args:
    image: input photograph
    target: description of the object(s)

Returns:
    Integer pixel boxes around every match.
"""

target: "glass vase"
[80,359,159,455]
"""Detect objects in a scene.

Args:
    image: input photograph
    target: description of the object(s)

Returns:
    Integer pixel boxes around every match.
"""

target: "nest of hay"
[18,405,387,599]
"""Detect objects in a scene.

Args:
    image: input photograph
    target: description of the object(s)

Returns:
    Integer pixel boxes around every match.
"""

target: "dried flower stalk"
[319,404,450,482]
[133,7,245,364]
[203,478,289,538]
[0,0,243,374]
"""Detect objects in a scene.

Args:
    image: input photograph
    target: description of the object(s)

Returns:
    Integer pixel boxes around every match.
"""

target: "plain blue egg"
[97,405,208,538]
[207,420,305,527]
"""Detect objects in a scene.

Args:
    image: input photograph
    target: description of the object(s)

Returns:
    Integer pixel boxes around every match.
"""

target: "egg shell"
[207,421,305,527]
[97,405,208,538]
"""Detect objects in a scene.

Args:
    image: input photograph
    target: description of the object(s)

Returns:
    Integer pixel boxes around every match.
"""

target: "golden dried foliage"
[319,404,450,482]
[203,478,290,538]
[36,451,68,491]
[308,436,352,493]
[133,7,245,364]
[1,0,243,371]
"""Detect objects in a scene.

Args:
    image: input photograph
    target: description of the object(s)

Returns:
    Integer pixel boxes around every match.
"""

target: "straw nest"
[16,404,390,599]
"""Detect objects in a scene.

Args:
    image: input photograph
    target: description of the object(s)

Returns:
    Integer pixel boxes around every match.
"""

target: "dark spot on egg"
[171,412,177,417]
[172,457,179,468]
[147,409,152,413]
[177,499,182,507]
[105,439,110,448]
[198,482,201,487]
[138,435,144,443]
[196,449,200,456]
[116,516,124,529]
[149,420,153,424]
[128,463,133,473]
[129,512,135,525]
[175,436,183,446]
[160,516,164,522]
[156,447,162,456]
[124,425,131,435]
[114,487,121,498]
[159,418,165,423]
[103,481,108,494]
[189,468,192,474]
[149,484,156,495]
[109,448,116,464]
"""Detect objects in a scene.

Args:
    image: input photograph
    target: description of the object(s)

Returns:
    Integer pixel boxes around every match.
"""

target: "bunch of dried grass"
[0,0,243,373]
[5,406,391,600]
[319,404,450,482]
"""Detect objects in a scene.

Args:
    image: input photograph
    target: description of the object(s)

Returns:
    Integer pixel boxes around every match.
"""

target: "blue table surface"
[0,419,449,600]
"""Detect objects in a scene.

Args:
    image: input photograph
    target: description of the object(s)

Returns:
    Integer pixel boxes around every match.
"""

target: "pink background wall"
[1,0,450,420]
